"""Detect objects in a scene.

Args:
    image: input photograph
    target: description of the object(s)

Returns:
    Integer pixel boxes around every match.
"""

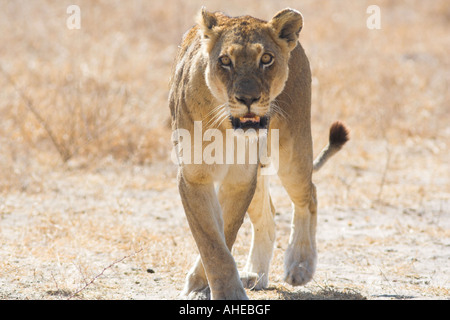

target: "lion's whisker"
[205,104,229,128]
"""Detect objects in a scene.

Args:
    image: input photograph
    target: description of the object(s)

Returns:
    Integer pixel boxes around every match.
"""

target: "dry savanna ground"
[0,0,449,300]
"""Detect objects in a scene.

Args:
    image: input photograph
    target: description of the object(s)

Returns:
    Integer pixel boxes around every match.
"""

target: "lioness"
[169,8,349,300]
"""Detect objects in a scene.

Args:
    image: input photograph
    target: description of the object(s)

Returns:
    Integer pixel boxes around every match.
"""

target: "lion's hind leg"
[181,256,210,300]
[243,170,276,290]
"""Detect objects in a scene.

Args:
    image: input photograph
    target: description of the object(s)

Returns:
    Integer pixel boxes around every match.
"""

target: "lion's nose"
[235,94,261,108]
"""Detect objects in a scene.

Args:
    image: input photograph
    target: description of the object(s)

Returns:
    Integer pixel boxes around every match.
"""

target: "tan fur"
[169,8,349,300]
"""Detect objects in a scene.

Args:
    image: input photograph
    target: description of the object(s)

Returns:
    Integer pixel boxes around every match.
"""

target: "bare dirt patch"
[1,155,448,300]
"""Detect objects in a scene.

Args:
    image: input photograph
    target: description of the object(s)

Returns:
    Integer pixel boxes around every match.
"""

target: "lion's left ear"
[269,8,303,50]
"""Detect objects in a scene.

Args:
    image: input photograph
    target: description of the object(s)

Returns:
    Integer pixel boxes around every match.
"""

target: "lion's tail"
[313,121,350,172]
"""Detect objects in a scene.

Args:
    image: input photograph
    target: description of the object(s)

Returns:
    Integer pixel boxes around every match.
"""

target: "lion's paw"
[182,286,211,300]
[240,271,267,290]
[284,257,316,286]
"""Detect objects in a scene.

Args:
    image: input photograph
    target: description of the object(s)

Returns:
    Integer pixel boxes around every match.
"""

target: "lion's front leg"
[277,131,318,287]
[178,170,248,300]
[279,175,318,286]
[283,190,317,286]
[182,256,210,300]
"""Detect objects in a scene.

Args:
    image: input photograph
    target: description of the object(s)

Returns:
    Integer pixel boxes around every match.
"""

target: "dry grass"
[0,0,449,300]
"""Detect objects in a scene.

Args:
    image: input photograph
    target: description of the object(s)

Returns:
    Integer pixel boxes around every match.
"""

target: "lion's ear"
[269,8,303,50]
[197,7,218,40]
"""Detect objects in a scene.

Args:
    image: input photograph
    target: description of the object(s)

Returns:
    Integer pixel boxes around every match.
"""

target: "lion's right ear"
[197,7,218,40]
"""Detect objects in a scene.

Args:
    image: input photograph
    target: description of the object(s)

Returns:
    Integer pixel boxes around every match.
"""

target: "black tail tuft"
[329,121,350,148]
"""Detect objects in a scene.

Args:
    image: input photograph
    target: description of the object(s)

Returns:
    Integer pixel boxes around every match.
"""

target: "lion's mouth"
[230,113,269,130]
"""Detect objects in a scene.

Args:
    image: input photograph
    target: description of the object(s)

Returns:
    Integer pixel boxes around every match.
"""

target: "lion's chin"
[229,113,269,131]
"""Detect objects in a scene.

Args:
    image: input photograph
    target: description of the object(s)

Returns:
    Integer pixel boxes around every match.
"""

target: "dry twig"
[67,249,143,300]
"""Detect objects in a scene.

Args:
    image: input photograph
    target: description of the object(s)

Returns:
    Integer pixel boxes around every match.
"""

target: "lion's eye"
[261,53,274,66]
[219,56,232,67]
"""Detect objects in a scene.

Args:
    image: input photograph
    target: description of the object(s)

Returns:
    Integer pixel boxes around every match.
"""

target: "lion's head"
[197,8,303,131]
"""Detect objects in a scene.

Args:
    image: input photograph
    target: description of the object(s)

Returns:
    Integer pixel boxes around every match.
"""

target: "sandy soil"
[1,148,448,300]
